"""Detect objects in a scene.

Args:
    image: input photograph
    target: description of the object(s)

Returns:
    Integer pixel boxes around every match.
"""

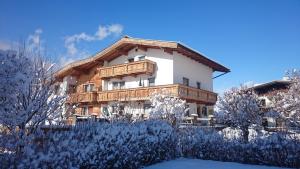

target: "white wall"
[173,51,213,91]
[105,47,213,92]
[105,47,174,90]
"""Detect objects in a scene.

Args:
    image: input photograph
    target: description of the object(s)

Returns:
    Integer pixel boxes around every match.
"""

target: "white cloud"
[95,24,123,40]
[60,23,124,66]
[27,28,44,52]
[58,50,90,67]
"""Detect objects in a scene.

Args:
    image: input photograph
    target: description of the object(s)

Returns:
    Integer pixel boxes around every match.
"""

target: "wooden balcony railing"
[98,59,155,79]
[66,92,98,103]
[97,84,217,104]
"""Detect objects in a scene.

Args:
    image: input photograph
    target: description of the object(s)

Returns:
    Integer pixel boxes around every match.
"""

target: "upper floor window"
[196,82,201,89]
[128,58,134,63]
[67,85,76,94]
[83,84,94,92]
[54,85,60,95]
[148,77,155,86]
[183,77,189,86]
[113,81,125,90]
[138,55,145,61]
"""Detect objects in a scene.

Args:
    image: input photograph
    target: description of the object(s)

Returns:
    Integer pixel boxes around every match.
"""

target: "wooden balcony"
[97,84,217,105]
[98,59,155,79]
[66,92,98,103]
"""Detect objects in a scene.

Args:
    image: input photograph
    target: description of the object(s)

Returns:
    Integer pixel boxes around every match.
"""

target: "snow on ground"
[144,158,291,169]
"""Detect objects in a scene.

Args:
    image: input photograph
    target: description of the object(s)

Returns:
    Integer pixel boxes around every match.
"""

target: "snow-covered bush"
[179,127,300,168]
[1,120,299,168]
[16,120,177,169]
[149,89,187,127]
[215,85,262,142]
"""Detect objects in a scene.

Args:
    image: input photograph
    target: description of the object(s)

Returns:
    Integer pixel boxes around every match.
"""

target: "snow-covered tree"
[215,85,262,142]
[0,48,65,155]
[149,89,187,126]
[102,102,133,122]
[272,69,300,130]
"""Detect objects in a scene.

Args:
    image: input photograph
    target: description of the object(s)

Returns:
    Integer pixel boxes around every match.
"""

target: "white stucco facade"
[173,51,213,91]
[104,47,213,92]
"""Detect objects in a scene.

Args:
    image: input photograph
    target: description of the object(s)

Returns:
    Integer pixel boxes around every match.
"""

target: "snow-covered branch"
[215,85,262,142]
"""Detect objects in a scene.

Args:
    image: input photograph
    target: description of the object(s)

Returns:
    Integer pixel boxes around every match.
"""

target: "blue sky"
[1,0,299,93]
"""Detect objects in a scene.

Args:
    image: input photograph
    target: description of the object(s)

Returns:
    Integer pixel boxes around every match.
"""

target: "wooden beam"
[73,67,89,75]
[163,48,173,55]
[137,45,148,52]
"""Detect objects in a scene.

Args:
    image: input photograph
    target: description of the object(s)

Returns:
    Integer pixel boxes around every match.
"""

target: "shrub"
[16,120,177,169]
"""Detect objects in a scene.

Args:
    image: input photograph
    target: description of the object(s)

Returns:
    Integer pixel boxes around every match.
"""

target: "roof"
[54,36,230,79]
[252,80,291,90]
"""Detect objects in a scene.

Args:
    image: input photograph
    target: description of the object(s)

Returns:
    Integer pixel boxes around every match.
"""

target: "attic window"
[134,54,145,61]
[138,55,145,61]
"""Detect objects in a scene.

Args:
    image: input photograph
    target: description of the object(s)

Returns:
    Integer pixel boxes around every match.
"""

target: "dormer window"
[138,55,145,61]
[128,58,134,63]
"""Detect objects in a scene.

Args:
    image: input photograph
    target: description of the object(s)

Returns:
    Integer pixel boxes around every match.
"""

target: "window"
[54,85,60,95]
[260,99,266,107]
[83,84,94,92]
[197,106,202,117]
[202,106,208,117]
[67,85,76,94]
[113,81,125,90]
[119,81,125,89]
[113,82,119,90]
[138,55,145,61]
[144,103,152,110]
[196,82,201,89]
[128,58,134,63]
[148,77,155,86]
[185,105,190,116]
[183,77,189,86]
[102,106,109,117]
[81,106,88,116]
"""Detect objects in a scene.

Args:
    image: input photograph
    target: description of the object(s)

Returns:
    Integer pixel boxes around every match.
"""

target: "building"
[252,80,291,130]
[54,36,230,125]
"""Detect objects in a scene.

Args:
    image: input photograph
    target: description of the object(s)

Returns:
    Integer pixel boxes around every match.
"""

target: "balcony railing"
[97,84,217,104]
[98,59,155,79]
[66,92,98,103]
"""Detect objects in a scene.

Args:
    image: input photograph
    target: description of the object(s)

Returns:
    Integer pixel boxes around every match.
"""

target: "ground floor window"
[202,106,208,117]
[102,106,109,117]
[81,106,89,116]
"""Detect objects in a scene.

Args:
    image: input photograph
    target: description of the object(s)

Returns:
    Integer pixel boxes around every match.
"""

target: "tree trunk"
[242,127,249,143]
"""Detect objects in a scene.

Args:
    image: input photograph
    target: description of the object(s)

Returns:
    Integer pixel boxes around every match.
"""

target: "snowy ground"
[144,158,291,169]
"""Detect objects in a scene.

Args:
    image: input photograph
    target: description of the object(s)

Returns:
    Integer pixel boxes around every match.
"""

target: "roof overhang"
[54,36,230,80]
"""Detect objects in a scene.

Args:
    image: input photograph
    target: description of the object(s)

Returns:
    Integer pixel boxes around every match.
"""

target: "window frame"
[196,82,201,89]
[83,83,95,92]
[148,77,155,86]
[112,81,126,90]
[81,106,89,116]
[138,55,145,61]
[183,77,189,86]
